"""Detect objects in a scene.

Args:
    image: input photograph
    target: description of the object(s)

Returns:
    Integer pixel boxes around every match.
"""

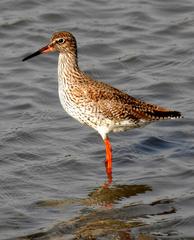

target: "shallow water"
[0,0,194,239]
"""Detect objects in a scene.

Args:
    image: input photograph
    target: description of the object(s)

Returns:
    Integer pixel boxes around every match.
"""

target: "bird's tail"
[131,100,183,120]
[143,109,182,121]
[137,105,183,121]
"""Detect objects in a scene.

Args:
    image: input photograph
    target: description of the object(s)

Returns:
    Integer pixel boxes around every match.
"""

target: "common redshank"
[23,31,182,183]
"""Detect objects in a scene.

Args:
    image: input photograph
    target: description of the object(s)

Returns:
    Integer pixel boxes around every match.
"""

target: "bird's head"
[22,31,77,61]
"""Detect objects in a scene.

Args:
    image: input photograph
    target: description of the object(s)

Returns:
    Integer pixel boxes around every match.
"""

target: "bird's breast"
[58,84,102,129]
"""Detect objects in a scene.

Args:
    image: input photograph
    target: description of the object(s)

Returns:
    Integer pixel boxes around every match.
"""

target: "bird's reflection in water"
[18,183,176,240]
[84,183,152,207]
[35,183,151,208]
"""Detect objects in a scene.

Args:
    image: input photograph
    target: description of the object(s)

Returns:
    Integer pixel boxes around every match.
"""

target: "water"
[0,0,194,239]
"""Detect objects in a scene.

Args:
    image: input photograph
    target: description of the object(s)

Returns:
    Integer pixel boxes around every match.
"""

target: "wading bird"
[23,31,182,183]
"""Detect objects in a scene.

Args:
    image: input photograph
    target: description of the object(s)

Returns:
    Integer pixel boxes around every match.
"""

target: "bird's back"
[58,70,182,133]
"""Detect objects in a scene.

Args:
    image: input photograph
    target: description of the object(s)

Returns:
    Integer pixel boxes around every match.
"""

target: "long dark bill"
[22,45,54,61]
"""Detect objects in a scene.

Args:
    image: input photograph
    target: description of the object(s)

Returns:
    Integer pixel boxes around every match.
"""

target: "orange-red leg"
[104,137,112,184]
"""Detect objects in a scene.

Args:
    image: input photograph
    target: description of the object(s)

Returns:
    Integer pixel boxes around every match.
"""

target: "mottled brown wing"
[83,78,182,122]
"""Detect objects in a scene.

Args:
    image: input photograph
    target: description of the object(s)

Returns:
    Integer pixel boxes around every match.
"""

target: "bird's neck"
[58,52,79,84]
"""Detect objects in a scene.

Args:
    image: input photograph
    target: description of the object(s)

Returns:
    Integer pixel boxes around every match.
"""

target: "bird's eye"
[57,38,65,44]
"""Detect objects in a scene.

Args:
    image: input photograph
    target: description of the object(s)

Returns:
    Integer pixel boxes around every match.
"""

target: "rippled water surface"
[1,0,194,239]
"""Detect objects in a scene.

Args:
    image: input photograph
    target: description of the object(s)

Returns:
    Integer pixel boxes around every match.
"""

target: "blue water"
[0,0,194,239]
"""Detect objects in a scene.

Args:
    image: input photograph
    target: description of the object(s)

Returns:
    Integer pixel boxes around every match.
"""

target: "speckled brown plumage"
[23,31,182,182]
[23,31,182,136]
